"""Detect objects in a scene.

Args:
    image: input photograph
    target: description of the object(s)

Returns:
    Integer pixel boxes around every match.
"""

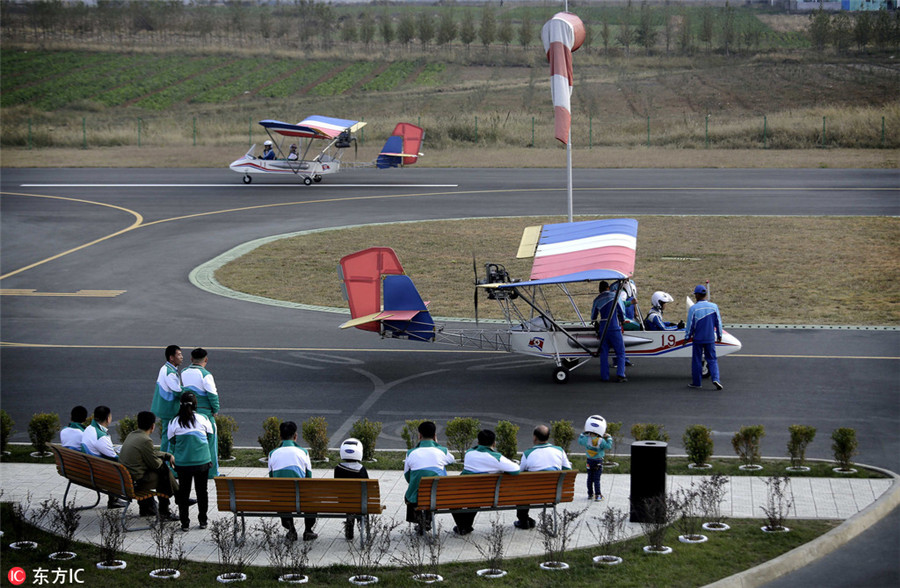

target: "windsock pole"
[567,129,573,222]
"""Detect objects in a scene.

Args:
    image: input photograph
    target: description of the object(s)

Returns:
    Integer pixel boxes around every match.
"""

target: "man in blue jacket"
[591,281,627,382]
[686,284,724,390]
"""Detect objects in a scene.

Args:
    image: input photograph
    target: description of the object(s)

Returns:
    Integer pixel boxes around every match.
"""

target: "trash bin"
[629,440,667,523]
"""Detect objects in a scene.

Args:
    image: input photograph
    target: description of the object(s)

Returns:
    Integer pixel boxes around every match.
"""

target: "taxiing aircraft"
[230,116,424,185]
[337,218,741,383]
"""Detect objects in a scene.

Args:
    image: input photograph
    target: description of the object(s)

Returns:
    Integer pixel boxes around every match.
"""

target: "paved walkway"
[1,462,894,569]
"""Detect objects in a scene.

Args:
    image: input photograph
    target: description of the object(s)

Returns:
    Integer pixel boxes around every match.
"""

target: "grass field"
[215,216,900,326]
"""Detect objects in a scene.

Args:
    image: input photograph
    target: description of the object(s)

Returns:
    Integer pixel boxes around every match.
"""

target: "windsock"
[541,12,585,145]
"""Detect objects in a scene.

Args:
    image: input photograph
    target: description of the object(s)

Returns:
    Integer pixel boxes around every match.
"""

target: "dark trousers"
[586,458,603,496]
[452,512,476,533]
[281,516,315,534]
[135,463,178,513]
[174,463,210,526]
[406,501,432,529]
[516,508,533,523]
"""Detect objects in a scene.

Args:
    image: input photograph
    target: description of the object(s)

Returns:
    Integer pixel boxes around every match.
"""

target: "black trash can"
[629,440,667,523]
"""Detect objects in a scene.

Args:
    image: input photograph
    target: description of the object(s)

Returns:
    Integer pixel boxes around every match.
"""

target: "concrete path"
[1,462,894,569]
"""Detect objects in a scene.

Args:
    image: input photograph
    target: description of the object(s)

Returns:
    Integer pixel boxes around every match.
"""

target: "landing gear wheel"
[702,360,710,379]
[553,367,569,384]
[242,175,252,184]
[303,176,313,186]
[313,175,323,183]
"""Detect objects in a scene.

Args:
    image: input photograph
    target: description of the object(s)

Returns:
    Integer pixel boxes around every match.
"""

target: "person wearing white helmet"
[577,415,613,501]
[334,438,369,540]
[644,291,685,331]
[261,140,276,160]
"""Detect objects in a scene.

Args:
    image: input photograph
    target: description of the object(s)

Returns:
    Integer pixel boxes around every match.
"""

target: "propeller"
[472,252,480,324]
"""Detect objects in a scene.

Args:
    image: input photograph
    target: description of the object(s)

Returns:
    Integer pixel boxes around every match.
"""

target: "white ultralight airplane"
[338,218,741,383]
[230,115,424,185]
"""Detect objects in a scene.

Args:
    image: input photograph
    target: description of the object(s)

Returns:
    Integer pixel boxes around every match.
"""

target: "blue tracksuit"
[591,290,626,380]
[686,300,723,385]
[644,307,679,331]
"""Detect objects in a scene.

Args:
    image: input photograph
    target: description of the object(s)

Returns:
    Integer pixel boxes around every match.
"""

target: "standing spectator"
[268,421,317,542]
[578,415,612,501]
[686,284,724,390]
[591,281,627,382]
[82,405,127,508]
[334,437,369,540]
[60,405,88,451]
[119,411,179,519]
[168,393,214,532]
[515,424,571,530]
[181,348,219,477]
[151,345,182,454]
[452,429,519,535]
[404,421,455,535]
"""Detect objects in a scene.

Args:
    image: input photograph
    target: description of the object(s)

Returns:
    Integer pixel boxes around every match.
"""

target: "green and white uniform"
[151,361,182,453]
[167,413,214,467]
[181,363,219,477]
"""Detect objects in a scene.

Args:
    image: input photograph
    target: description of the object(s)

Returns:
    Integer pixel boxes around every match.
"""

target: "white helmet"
[340,438,363,461]
[584,415,607,436]
[651,291,674,308]
[624,280,637,298]
[264,140,273,146]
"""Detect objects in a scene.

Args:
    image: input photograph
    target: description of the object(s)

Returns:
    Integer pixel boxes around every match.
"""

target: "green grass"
[0,501,839,587]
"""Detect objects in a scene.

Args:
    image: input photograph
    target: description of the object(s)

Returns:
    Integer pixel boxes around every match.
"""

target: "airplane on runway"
[229,116,424,185]
[337,218,742,383]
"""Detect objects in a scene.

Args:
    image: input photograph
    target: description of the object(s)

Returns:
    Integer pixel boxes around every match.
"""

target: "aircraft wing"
[260,116,366,140]
[502,218,637,287]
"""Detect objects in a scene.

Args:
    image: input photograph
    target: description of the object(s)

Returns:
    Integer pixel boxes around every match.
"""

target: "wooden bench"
[50,444,168,532]
[416,470,578,536]
[214,476,383,546]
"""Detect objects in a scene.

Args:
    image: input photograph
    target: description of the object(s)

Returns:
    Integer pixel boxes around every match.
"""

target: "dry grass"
[1,145,896,169]
[215,216,900,326]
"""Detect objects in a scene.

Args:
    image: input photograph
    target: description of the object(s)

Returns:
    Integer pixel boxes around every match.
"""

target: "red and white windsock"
[541,12,585,144]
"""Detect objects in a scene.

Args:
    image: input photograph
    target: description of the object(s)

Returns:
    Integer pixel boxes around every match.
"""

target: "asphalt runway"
[2,166,899,585]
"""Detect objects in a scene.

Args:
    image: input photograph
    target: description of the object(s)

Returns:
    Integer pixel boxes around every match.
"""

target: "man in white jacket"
[452,429,519,535]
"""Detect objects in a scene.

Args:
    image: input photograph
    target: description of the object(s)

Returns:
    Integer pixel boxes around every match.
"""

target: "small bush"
[606,421,624,458]
[787,424,817,468]
[494,420,519,461]
[349,418,382,462]
[831,427,858,471]
[301,416,329,461]
[27,412,60,456]
[401,419,426,450]
[258,416,282,458]
[683,424,714,466]
[631,423,670,442]
[731,425,766,467]
[1,409,14,453]
[550,420,576,453]
[217,415,238,460]
[445,417,480,458]
[115,414,138,444]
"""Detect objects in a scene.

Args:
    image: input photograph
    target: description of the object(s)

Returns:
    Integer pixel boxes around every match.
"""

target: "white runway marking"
[21,183,459,188]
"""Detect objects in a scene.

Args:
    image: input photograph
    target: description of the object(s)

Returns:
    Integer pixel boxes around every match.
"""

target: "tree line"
[2,0,898,56]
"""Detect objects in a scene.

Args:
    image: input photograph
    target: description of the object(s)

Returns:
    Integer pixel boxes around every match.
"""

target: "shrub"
[97,508,125,566]
[731,425,766,467]
[760,476,794,531]
[301,416,329,461]
[27,412,60,456]
[445,417,480,458]
[698,474,730,527]
[258,416,282,458]
[683,424,714,466]
[115,414,138,444]
[217,415,238,460]
[631,423,669,442]
[550,419,576,453]
[831,427,858,471]
[1,409,14,453]
[606,421,624,458]
[494,420,519,461]
[349,418,382,462]
[787,424,817,468]
[401,419,426,450]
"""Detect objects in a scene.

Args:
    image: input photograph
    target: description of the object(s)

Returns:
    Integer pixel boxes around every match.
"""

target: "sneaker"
[514,518,536,530]
[713,380,724,390]
[587,494,594,500]
[107,498,128,509]
[688,383,702,389]
[302,531,318,541]
[452,525,472,536]
[615,376,628,383]
[595,495,604,501]
[181,525,189,533]
[286,529,298,543]
[159,511,180,522]
[198,522,208,530]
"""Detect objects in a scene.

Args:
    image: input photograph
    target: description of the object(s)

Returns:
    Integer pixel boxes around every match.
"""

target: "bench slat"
[214,478,382,517]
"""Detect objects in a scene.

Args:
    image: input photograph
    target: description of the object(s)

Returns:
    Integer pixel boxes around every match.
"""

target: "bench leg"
[63,481,101,512]
[232,514,246,545]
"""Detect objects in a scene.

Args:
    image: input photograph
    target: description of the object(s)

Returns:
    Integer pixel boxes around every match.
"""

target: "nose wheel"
[553,367,569,384]
[303,176,313,186]
[242,174,252,184]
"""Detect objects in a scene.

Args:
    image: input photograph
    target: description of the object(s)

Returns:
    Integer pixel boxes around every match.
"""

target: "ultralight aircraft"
[337,218,742,383]
[230,115,424,185]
